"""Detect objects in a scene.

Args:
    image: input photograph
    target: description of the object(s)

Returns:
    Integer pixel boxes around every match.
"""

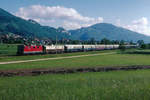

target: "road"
[0,52,116,65]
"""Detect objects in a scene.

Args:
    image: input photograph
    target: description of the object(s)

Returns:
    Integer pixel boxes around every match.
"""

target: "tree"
[101,38,111,44]
[130,40,133,45]
[141,44,147,49]
[137,40,144,46]
[119,44,126,52]
[90,38,96,44]
[120,40,125,45]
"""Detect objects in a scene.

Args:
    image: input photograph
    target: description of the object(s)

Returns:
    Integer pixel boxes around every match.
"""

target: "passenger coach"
[17,44,136,55]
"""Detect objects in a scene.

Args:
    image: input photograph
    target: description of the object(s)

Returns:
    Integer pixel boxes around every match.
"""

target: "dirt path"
[0,52,116,65]
[0,65,150,77]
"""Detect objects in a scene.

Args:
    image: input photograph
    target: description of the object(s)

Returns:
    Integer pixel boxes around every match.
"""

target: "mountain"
[0,8,70,40]
[0,8,150,42]
[69,23,150,42]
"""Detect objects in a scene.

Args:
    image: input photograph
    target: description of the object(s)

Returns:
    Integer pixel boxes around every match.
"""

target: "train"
[17,44,137,55]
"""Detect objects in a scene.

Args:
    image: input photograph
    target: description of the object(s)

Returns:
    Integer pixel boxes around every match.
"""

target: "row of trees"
[0,34,141,45]
[0,34,24,44]
[136,40,150,49]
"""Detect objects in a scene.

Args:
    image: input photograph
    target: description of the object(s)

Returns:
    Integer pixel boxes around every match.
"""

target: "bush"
[119,45,126,52]
[141,44,147,49]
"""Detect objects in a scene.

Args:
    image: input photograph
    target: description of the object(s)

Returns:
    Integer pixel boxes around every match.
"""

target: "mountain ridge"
[0,8,70,40]
[69,23,150,42]
[0,8,150,42]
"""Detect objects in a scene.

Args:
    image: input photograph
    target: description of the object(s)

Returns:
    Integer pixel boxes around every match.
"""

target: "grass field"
[0,44,18,56]
[1,70,150,100]
[0,52,150,70]
[1,44,150,100]
[0,45,150,71]
[0,50,116,62]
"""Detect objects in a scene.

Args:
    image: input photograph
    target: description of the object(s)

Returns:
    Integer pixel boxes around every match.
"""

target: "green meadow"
[0,44,18,56]
[1,70,150,100]
[0,52,150,70]
[1,44,150,100]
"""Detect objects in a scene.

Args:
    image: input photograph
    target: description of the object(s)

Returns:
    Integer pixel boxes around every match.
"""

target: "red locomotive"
[17,45,43,55]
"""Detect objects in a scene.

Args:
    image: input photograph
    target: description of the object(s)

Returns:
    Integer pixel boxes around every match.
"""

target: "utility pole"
[56,35,57,54]
[0,36,3,44]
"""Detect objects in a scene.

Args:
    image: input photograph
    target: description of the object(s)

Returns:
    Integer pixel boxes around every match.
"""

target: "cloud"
[63,21,81,29]
[116,17,150,36]
[16,5,103,29]
[63,17,103,29]
[116,19,121,26]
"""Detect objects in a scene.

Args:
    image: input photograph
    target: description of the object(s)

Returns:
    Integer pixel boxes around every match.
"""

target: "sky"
[1,0,150,35]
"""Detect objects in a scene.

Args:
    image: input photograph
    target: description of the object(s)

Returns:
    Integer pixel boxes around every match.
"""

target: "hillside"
[1,8,150,42]
[0,8,70,40]
[69,23,150,42]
